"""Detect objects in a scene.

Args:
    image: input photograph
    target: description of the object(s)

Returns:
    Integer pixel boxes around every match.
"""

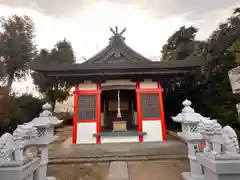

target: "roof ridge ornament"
[110,26,126,36]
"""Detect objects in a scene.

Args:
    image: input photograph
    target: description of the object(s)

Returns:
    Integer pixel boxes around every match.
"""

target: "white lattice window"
[189,124,197,133]
[37,128,45,137]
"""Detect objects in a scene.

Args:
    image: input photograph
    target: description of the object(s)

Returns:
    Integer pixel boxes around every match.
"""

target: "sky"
[0,0,239,94]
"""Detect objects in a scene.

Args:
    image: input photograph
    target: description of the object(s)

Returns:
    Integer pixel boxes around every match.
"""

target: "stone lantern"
[26,103,63,143]
[25,103,63,180]
[172,99,209,137]
[172,99,208,180]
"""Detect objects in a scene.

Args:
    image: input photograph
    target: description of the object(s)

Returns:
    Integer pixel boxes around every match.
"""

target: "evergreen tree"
[32,39,75,110]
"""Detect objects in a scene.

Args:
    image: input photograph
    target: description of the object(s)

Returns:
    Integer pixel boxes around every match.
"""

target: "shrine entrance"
[101,89,137,132]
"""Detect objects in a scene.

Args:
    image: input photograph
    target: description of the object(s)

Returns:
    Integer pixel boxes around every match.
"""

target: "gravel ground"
[47,163,109,180]
[47,160,189,180]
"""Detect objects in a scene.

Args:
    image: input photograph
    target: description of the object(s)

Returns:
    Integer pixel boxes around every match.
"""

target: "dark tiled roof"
[31,27,204,74]
[31,56,204,72]
[31,58,204,71]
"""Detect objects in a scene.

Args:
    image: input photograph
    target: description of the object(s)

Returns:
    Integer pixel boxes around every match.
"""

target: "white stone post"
[25,103,63,180]
[12,129,25,162]
[172,99,208,180]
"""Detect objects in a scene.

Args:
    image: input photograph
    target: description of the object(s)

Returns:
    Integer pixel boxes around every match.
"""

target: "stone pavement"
[49,134,187,159]
[107,161,128,180]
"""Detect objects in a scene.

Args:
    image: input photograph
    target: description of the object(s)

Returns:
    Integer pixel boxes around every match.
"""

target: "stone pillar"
[12,128,25,162]
[35,147,49,180]
[25,103,63,180]
[197,118,240,180]
[172,99,208,180]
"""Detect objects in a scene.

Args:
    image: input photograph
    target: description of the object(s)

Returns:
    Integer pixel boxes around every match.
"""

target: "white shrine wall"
[101,136,139,143]
[142,121,163,142]
[76,122,97,144]
[78,81,97,90]
[139,79,158,89]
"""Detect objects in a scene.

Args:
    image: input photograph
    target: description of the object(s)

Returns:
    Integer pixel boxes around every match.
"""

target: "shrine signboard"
[228,66,240,94]
[229,65,240,123]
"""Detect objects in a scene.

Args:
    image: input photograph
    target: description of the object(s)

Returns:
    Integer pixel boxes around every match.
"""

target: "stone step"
[49,154,188,164]
[107,161,128,180]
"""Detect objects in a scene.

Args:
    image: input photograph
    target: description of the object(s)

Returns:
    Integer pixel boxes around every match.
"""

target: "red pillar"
[136,82,143,142]
[158,81,166,141]
[72,85,79,144]
[96,83,101,144]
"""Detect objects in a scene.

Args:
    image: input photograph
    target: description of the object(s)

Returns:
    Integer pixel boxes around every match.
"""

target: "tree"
[201,10,240,125]
[162,7,240,129]
[0,15,37,93]
[32,39,75,110]
[161,26,201,61]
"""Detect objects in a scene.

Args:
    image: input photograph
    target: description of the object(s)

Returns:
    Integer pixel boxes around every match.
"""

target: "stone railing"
[0,103,63,180]
[173,100,240,180]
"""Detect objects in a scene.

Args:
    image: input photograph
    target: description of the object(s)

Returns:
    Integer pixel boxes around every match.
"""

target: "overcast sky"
[0,0,239,94]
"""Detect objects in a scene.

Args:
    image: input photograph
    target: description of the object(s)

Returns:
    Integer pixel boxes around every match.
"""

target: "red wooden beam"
[136,88,163,93]
[142,118,160,121]
[73,90,101,95]
[78,120,97,123]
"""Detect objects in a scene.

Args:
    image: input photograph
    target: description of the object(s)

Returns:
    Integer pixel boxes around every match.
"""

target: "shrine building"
[31,27,203,144]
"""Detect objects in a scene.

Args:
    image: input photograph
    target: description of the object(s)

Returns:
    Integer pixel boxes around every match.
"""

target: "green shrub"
[0,94,44,135]
[15,94,44,123]
[0,96,24,134]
